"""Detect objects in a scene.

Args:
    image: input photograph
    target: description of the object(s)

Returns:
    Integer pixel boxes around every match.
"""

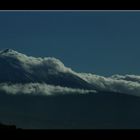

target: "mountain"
[0,49,95,90]
[1,49,140,96]
[1,49,140,129]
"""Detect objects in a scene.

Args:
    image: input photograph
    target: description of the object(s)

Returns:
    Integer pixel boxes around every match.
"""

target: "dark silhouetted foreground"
[1,91,140,129]
[0,122,16,130]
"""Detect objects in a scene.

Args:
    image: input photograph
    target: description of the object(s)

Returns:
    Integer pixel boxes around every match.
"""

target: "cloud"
[78,73,140,97]
[0,83,97,96]
[1,73,140,97]
[0,49,73,74]
[110,74,140,83]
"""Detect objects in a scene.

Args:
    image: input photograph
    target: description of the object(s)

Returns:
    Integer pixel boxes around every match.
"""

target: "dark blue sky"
[0,11,140,76]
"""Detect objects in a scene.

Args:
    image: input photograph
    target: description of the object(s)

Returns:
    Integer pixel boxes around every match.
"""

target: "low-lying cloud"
[78,73,140,97]
[110,74,140,83]
[0,83,97,96]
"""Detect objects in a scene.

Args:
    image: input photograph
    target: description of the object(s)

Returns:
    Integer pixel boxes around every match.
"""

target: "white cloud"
[0,83,97,96]
[0,49,74,74]
[78,73,140,97]
[110,74,140,83]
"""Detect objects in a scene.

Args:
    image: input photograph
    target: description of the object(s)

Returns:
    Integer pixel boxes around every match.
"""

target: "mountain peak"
[0,49,25,58]
[1,48,15,53]
[0,48,18,54]
[3,48,13,52]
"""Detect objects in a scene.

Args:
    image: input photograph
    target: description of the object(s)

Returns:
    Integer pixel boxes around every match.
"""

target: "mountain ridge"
[1,49,140,129]
[0,49,96,90]
[1,49,140,97]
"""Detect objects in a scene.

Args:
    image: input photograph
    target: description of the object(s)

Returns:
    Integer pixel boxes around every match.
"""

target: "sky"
[0,11,140,76]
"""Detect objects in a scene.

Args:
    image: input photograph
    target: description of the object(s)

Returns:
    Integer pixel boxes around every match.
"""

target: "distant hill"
[0,91,140,129]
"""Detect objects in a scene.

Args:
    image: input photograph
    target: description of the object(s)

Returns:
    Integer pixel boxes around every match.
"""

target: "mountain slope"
[0,91,140,129]
[0,49,95,90]
[1,49,140,96]
[1,49,140,129]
